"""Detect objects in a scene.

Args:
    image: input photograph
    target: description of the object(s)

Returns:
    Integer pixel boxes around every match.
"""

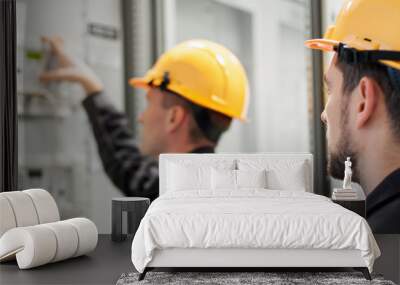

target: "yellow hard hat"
[129,39,249,120]
[306,0,400,70]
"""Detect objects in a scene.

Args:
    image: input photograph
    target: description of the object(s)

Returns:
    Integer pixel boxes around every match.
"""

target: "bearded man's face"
[322,56,360,183]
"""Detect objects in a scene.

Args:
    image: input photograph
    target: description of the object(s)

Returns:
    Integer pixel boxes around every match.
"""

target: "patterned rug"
[116,271,396,285]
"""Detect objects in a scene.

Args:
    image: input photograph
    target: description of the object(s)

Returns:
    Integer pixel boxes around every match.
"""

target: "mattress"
[131,190,380,273]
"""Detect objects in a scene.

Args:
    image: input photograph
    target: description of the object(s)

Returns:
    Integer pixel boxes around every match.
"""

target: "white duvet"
[131,190,380,273]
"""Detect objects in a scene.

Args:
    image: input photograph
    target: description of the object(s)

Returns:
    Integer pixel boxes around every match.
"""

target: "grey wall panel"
[0,0,18,192]
[121,0,156,133]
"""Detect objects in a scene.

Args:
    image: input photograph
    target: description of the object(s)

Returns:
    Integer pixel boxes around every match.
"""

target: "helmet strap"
[159,72,171,90]
[335,43,400,64]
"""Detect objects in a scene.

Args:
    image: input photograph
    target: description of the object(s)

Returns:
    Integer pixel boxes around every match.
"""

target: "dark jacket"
[366,168,400,233]
[82,92,214,201]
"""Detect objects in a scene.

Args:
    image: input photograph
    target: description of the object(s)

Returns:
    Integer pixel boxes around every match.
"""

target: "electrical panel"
[16,0,124,234]
[16,2,82,118]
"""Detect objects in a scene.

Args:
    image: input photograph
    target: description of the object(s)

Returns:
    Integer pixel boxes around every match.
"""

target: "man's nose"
[321,110,327,125]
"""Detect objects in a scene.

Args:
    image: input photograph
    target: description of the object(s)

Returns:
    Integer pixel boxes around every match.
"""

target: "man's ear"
[355,77,380,129]
[165,106,186,133]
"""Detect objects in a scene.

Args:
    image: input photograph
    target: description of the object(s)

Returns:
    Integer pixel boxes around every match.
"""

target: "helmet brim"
[305,39,400,70]
[305,39,339,52]
[129,77,151,90]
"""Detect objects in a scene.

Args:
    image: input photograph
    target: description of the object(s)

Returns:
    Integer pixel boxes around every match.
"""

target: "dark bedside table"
[332,199,366,218]
[112,197,150,242]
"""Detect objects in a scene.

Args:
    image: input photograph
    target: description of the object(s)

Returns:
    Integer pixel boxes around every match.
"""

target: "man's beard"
[327,108,360,183]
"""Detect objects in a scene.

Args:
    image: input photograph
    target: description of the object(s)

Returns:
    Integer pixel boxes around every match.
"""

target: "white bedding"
[131,190,380,273]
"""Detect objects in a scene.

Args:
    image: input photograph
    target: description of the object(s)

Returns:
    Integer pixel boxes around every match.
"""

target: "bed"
[131,153,380,280]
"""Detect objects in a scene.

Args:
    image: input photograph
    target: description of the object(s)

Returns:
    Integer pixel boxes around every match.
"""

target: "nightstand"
[112,197,150,242]
[332,199,366,218]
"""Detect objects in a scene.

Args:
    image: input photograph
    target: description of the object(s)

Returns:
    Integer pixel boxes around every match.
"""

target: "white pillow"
[237,159,308,191]
[267,166,306,191]
[236,169,267,189]
[165,159,236,193]
[166,158,236,170]
[211,168,236,190]
[166,162,211,191]
[211,169,268,190]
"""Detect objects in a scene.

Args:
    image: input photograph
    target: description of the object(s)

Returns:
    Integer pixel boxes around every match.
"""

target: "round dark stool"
[111,197,150,242]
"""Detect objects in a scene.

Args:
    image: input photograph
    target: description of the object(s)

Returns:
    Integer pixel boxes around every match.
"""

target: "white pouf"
[0,196,17,237]
[0,218,98,269]
[23,189,60,223]
[0,189,98,269]
[1,191,39,227]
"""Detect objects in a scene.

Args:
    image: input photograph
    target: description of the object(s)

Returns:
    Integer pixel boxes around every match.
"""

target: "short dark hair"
[337,58,400,140]
[160,89,232,143]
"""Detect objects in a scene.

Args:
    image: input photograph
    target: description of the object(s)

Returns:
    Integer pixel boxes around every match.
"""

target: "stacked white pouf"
[0,189,98,269]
